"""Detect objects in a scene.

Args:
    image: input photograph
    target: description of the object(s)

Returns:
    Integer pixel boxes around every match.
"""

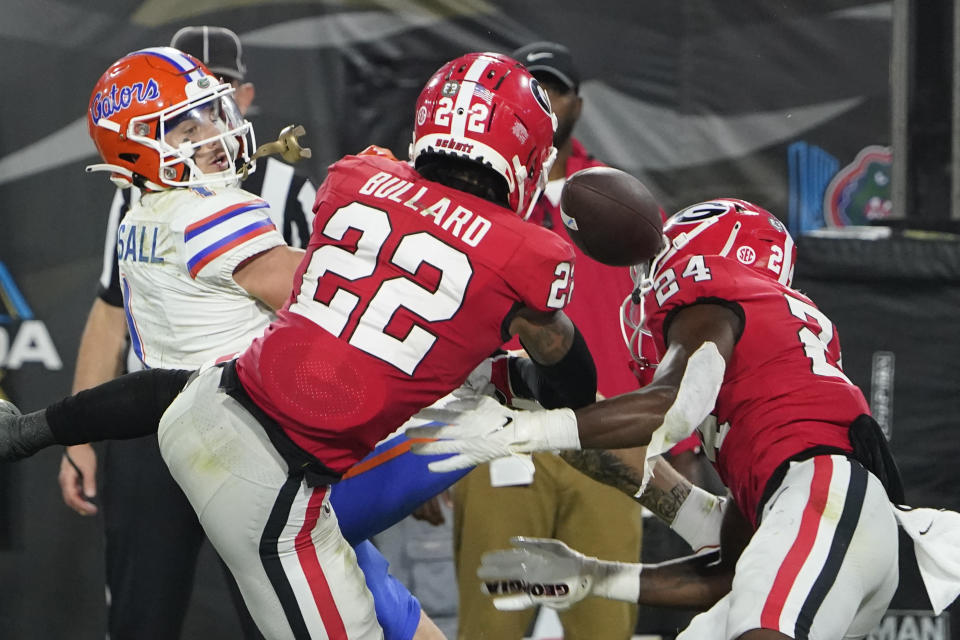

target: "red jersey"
[644,255,866,526]
[237,155,575,472]
[521,138,637,397]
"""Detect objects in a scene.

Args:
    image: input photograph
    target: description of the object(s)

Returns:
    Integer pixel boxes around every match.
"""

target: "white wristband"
[545,407,581,450]
[670,485,726,553]
[593,561,643,603]
[516,407,581,452]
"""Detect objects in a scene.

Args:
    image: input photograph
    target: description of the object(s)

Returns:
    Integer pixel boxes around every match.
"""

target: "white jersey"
[117,184,286,369]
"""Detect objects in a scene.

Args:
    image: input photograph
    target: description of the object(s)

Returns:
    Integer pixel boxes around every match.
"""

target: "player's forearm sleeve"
[46,369,193,444]
[516,326,597,409]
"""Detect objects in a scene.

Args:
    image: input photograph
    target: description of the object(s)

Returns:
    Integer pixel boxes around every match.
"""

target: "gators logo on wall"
[823,145,893,227]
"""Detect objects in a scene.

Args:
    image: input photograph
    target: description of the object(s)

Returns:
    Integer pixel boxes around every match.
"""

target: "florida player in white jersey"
[83,47,445,640]
[409,199,937,639]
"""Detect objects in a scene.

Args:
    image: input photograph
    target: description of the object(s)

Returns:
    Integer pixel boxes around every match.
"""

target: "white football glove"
[477,537,642,611]
[407,395,579,473]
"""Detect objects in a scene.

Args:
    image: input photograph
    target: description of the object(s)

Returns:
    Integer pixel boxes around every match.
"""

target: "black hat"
[170,26,246,81]
[511,41,580,93]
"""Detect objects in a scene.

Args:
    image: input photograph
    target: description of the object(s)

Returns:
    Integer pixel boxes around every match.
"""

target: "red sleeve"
[504,225,576,312]
[669,433,701,456]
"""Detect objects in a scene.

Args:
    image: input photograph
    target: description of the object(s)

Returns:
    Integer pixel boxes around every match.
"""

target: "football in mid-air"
[559,167,663,266]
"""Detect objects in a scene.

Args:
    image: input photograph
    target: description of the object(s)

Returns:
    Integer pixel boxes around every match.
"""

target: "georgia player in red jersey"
[236,150,579,472]
[412,198,909,639]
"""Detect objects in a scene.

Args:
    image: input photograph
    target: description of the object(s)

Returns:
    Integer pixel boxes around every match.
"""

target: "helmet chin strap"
[540,146,558,185]
[517,146,556,219]
[647,214,726,282]
[85,163,165,191]
[511,156,530,217]
[717,221,742,257]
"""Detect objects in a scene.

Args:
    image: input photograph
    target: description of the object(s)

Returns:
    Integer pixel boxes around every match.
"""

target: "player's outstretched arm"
[410,303,740,471]
[478,536,731,612]
[507,307,597,410]
[636,494,750,608]
[571,303,739,450]
[560,449,727,554]
[0,369,192,462]
[478,498,748,612]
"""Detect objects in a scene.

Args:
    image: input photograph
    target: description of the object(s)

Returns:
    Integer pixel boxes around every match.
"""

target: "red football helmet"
[87,47,254,190]
[650,198,796,286]
[621,198,796,367]
[410,52,558,218]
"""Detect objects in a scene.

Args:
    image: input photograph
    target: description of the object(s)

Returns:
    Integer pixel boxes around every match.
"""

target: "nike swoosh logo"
[526,52,554,62]
[501,417,513,431]
[919,522,933,535]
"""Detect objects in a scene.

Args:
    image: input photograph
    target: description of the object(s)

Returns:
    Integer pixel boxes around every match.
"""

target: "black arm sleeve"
[46,369,193,444]
[514,325,597,410]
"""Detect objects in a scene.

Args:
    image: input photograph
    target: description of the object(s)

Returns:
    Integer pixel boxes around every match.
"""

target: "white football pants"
[159,366,383,640]
[679,454,898,640]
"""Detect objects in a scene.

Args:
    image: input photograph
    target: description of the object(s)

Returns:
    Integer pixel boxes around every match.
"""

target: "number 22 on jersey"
[289,202,471,375]
[289,201,572,376]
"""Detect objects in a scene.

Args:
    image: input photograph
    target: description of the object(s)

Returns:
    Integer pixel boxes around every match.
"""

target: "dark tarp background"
[1,2,948,638]
[795,232,960,640]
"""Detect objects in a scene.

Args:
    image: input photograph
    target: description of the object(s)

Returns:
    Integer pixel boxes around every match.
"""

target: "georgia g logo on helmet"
[673,200,756,224]
[659,198,796,287]
[528,77,553,116]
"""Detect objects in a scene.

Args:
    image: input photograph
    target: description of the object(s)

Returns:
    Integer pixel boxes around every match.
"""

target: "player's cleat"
[0,399,20,412]
[0,399,28,461]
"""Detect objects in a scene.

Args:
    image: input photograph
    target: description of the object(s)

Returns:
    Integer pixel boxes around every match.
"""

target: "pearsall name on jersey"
[117,223,165,265]
[357,170,492,248]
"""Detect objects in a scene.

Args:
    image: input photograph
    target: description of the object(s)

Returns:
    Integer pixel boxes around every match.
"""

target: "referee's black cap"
[170,25,246,82]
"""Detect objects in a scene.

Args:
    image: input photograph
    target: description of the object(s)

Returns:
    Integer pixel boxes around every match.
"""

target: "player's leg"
[707,455,897,640]
[0,369,192,462]
[101,436,205,640]
[219,557,268,639]
[332,449,450,639]
[352,540,431,640]
[332,431,471,544]
[550,454,643,640]
[451,453,562,639]
[159,367,383,639]
[411,611,446,640]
